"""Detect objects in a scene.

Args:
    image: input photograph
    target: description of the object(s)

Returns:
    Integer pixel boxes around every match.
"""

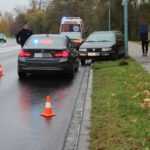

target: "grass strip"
[90,58,150,150]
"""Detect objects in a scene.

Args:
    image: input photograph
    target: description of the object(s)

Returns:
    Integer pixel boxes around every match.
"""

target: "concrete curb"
[77,69,92,150]
[63,66,91,150]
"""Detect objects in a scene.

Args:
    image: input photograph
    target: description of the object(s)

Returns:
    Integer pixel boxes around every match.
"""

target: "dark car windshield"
[86,32,115,42]
[61,32,82,40]
[24,36,66,49]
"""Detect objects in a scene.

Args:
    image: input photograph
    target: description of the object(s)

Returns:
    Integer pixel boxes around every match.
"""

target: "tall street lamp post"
[108,0,111,31]
[124,0,128,57]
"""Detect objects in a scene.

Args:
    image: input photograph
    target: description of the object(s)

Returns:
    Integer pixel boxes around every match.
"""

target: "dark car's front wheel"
[75,59,80,72]
[80,59,86,65]
[67,68,74,79]
[111,51,118,60]
[18,71,27,79]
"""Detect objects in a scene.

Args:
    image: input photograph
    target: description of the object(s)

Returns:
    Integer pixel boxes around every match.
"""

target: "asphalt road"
[0,40,90,150]
[0,38,17,47]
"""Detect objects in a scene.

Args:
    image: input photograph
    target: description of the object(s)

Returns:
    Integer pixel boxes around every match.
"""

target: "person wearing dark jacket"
[16,23,33,48]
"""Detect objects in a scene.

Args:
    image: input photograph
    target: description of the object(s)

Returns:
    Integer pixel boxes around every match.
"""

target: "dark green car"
[0,33,7,43]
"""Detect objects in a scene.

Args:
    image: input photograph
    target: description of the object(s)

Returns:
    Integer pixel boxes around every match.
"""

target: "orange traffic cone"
[0,64,3,77]
[41,96,56,117]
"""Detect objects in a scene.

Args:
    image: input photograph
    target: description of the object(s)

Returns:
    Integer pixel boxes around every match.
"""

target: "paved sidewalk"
[129,42,150,73]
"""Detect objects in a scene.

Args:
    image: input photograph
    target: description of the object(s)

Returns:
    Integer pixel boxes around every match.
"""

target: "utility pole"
[124,0,128,57]
[108,0,111,31]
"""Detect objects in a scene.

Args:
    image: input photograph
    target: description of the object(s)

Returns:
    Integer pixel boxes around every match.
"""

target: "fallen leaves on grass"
[141,98,150,109]
[130,71,143,78]
[143,90,150,96]
[137,82,150,90]
[127,137,133,144]
[111,93,116,97]
[132,93,140,98]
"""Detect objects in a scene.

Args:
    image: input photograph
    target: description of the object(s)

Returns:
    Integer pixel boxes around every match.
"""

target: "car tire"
[80,59,86,65]
[75,65,79,72]
[111,52,118,60]
[75,60,79,72]
[18,71,27,79]
[67,68,74,79]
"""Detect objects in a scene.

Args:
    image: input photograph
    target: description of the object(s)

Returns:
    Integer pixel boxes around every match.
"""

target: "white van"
[60,17,85,34]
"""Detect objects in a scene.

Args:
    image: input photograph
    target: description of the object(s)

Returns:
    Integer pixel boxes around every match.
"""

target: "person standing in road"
[16,23,33,48]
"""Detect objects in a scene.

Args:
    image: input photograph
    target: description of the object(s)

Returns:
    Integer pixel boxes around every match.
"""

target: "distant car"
[18,34,80,79]
[0,33,7,43]
[60,32,85,50]
[79,31,125,65]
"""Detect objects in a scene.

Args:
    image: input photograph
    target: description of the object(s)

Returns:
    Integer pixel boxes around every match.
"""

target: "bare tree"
[29,0,51,9]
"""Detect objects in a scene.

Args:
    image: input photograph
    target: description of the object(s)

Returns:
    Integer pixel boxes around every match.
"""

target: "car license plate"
[79,53,87,56]
[88,52,99,56]
[34,53,42,57]
[34,53,51,57]
[42,53,51,57]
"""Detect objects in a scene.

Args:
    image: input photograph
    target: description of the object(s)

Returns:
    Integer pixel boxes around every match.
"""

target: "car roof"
[92,31,122,34]
[61,32,81,34]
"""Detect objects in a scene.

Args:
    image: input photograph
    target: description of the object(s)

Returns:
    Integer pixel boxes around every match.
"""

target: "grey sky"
[0,0,29,13]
